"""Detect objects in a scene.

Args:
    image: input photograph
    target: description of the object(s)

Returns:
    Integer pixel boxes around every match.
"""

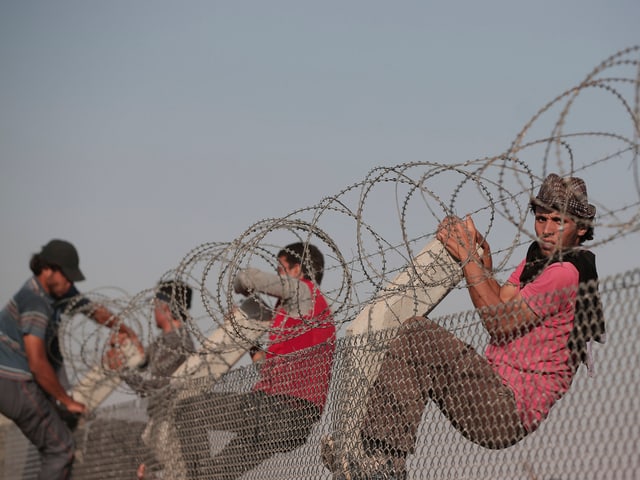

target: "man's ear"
[577,225,588,239]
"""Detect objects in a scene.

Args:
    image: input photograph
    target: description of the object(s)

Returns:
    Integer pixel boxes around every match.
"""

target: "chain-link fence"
[1,268,638,479]
[1,45,639,480]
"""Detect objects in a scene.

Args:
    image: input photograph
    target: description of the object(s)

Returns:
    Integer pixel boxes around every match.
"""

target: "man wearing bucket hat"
[0,239,142,479]
[324,173,605,479]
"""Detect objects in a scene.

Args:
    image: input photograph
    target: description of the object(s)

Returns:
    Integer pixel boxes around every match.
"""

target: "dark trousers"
[176,390,320,479]
[0,377,74,480]
[361,317,527,455]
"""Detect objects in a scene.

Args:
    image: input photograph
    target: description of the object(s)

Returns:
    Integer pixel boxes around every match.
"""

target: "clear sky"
[1,2,638,320]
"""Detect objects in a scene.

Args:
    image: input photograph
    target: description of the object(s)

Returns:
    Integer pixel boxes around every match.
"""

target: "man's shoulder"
[538,261,580,287]
[13,279,51,312]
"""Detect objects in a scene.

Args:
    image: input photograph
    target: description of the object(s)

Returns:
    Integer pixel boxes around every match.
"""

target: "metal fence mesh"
[1,269,638,479]
[1,45,639,480]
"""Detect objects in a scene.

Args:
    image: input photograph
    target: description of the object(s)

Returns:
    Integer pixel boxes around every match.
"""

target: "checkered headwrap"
[531,173,596,220]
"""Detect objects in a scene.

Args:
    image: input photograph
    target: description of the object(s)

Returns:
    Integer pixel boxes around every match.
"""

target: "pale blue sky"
[1,1,638,307]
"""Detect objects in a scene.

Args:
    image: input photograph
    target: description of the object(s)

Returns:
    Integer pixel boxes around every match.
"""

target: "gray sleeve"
[234,268,313,316]
[121,330,192,396]
[120,366,154,396]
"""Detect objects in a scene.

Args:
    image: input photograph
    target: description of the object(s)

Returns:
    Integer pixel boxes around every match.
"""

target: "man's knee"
[392,316,440,348]
[40,434,75,479]
[399,315,439,333]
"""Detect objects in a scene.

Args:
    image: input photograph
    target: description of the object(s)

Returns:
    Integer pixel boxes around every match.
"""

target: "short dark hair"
[155,280,193,321]
[29,254,59,276]
[249,344,262,358]
[277,242,325,285]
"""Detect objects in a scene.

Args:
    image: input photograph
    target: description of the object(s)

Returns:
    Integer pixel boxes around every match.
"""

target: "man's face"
[277,256,302,279]
[154,300,173,330]
[44,268,72,298]
[534,207,587,256]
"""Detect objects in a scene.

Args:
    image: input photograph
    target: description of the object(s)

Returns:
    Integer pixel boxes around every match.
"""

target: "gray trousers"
[0,377,75,480]
[361,317,527,455]
[176,390,320,479]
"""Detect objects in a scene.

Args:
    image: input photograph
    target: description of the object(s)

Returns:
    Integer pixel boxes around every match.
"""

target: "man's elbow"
[233,272,249,295]
[26,355,48,379]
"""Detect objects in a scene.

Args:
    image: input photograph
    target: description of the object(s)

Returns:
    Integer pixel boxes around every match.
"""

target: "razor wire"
[55,45,640,393]
[2,45,639,480]
[2,268,638,480]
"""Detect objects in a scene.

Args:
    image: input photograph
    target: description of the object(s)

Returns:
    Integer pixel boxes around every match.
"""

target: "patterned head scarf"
[530,173,596,220]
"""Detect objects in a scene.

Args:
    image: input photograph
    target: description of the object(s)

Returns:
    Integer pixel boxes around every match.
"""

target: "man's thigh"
[0,378,74,455]
[429,345,526,449]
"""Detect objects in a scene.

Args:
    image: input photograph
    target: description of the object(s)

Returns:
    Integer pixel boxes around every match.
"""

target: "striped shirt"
[0,277,55,380]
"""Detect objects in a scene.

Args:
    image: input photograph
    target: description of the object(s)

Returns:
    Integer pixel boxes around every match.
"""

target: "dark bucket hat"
[531,173,596,220]
[39,239,85,282]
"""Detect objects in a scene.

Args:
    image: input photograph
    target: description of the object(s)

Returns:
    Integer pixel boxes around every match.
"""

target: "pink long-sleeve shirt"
[486,260,579,431]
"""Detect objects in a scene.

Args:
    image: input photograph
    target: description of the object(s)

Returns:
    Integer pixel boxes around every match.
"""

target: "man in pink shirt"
[323,173,604,479]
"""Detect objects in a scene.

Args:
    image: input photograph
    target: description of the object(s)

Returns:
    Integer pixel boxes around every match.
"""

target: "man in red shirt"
[176,242,336,479]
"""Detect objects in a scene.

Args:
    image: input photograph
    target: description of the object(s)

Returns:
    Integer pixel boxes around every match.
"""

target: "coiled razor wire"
[52,45,640,401]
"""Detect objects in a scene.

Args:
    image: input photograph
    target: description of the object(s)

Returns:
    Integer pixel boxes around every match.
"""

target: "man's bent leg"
[175,390,265,479]
[202,392,320,480]
[360,317,436,456]
[0,379,74,480]
[423,327,526,448]
[361,317,526,451]
[356,317,527,479]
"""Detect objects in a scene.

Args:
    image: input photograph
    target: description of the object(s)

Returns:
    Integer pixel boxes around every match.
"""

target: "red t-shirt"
[253,279,335,408]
